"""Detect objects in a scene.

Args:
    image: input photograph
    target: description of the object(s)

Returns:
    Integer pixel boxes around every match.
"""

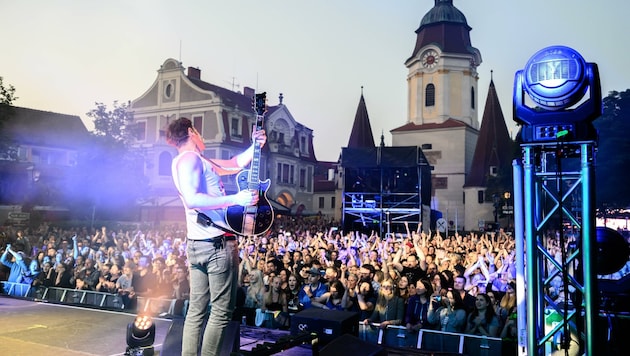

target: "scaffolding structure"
[340,146,431,236]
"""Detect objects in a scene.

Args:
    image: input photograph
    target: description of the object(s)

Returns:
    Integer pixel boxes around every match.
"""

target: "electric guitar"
[225,92,274,236]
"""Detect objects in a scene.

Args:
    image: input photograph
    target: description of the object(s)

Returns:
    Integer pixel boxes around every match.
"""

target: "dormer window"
[489,166,498,176]
[231,117,241,137]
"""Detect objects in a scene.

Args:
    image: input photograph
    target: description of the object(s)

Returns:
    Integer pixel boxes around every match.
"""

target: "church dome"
[420,0,468,28]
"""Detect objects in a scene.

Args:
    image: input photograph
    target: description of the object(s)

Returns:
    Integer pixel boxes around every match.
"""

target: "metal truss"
[514,141,599,355]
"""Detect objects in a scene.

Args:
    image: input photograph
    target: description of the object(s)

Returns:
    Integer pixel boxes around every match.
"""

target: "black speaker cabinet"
[319,333,387,356]
[218,320,241,355]
[290,309,359,346]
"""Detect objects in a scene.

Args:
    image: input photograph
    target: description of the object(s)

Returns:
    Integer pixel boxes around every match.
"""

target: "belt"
[189,234,237,243]
[189,234,237,249]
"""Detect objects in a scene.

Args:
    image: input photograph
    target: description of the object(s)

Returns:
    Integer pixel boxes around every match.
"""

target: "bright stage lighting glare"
[524,46,588,110]
[513,45,601,142]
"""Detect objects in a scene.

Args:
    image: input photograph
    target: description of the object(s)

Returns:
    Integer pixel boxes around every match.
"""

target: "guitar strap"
[196,210,244,237]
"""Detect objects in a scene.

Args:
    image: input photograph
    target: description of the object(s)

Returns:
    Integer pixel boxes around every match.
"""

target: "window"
[425,84,435,107]
[307,167,313,191]
[231,117,241,137]
[478,190,484,204]
[193,116,203,135]
[158,152,172,176]
[299,169,306,188]
[432,176,447,189]
[277,163,295,184]
[300,136,306,153]
[319,197,325,209]
[489,166,498,176]
[471,87,475,109]
[331,196,336,209]
[135,121,147,141]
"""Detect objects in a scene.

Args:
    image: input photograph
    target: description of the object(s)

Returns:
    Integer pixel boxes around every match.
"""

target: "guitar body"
[225,92,275,236]
[226,169,274,236]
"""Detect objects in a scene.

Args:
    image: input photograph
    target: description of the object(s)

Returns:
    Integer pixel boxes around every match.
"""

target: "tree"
[0,76,17,105]
[70,101,148,220]
[595,89,630,209]
[0,76,19,160]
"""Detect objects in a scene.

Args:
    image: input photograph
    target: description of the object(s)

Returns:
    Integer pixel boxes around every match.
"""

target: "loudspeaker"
[290,309,359,346]
[218,321,241,355]
[319,333,387,356]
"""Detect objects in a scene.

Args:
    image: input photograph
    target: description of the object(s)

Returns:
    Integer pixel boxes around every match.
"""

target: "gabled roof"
[187,77,252,111]
[390,118,472,132]
[464,79,514,187]
[2,105,89,148]
[347,93,375,148]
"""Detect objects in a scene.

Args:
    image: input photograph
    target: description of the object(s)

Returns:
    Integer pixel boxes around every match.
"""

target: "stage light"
[513,45,601,142]
[125,315,155,356]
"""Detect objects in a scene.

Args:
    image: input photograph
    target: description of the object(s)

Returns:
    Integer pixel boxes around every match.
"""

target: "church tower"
[391,0,482,230]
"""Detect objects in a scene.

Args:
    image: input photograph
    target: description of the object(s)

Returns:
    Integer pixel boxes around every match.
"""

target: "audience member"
[427,289,467,333]
[323,280,345,310]
[298,267,328,309]
[465,293,500,337]
[405,278,435,331]
[363,279,405,329]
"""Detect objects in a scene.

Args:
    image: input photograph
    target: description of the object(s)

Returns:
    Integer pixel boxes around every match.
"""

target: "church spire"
[464,76,513,188]
[347,87,375,148]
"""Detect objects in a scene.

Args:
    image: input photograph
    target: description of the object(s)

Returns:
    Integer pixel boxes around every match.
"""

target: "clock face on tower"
[422,50,439,69]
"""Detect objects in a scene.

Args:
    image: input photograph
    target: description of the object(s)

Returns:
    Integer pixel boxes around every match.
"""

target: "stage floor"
[0,296,314,356]
[1,296,435,355]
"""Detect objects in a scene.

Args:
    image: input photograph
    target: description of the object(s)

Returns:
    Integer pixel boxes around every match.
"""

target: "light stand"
[512,45,601,356]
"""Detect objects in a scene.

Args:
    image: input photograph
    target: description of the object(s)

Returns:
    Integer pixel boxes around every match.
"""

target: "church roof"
[464,79,514,187]
[420,0,469,28]
[347,93,375,148]
[409,0,477,60]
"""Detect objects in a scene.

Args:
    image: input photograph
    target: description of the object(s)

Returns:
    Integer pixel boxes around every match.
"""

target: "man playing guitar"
[166,116,266,356]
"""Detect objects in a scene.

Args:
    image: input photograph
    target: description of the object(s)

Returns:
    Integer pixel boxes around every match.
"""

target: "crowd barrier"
[1,281,183,316]
[2,281,506,355]
[359,323,503,356]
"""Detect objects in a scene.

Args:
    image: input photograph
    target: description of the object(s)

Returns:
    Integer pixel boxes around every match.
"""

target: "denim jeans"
[182,238,239,356]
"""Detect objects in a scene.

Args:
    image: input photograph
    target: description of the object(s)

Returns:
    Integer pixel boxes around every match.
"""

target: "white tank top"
[171,151,228,239]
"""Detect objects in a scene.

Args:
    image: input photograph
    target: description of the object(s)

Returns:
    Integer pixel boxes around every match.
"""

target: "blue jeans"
[182,238,239,356]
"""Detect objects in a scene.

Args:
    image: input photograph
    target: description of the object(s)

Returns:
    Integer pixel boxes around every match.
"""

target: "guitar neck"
[249,114,264,187]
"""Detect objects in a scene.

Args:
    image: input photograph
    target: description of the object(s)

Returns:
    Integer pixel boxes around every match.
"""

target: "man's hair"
[166,117,192,147]
[361,264,375,274]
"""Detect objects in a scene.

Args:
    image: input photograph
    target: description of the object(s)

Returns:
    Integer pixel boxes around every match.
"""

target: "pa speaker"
[319,333,387,356]
[290,309,359,346]
[218,321,240,355]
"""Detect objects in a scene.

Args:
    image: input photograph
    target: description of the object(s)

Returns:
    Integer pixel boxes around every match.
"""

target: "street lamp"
[503,191,512,231]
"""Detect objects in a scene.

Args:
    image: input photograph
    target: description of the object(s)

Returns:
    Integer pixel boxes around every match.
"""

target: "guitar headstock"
[252,92,267,116]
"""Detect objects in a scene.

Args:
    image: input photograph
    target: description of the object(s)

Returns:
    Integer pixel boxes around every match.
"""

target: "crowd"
[1,216,525,353]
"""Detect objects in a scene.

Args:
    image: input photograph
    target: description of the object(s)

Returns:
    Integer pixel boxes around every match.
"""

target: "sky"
[2,0,629,162]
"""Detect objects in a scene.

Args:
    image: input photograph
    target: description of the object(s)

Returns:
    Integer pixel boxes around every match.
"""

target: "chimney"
[187,67,201,80]
[243,86,256,99]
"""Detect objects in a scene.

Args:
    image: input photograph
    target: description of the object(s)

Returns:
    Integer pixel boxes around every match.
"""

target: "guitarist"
[166,117,266,356]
